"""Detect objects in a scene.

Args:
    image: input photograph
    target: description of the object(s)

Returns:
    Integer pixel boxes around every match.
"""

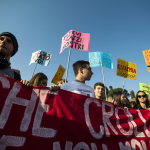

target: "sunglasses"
[137,95,146,98]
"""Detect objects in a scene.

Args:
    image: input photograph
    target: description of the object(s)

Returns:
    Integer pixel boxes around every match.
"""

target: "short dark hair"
[94,82,104,89]
[73,60,89,76]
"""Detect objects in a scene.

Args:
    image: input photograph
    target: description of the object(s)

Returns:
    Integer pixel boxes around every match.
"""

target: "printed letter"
[84,98,104,139]
[102,101,118,137]
[73,142,90,150]
[115,107,133,137]
[0,135,26,150]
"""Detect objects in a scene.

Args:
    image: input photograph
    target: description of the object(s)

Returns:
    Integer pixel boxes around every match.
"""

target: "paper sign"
[116,58,137,80]
[100,52,113,69]
[89,52,113,69]
[139,83,150,95]
[29,50,52,66]
[60,30,90,54]
[142,50,150,72]
[89,52,101,67]
[51,65,66,84]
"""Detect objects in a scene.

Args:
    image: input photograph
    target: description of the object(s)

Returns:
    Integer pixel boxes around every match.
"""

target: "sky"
[0,0,150,98]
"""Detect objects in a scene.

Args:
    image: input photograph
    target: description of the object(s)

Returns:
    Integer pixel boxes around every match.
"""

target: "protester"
[130,101,135,108]
[30,72,60,91]
[0,32,32,88]
[94,82,105,99]
[112,92,131,109]
[107,96,113,103]
[134,91,150,110]
[30,73,48,86]
[57,79,67,86]
[61,60,95,97]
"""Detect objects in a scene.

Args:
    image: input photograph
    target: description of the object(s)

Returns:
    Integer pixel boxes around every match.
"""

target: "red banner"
[0,74,150,150]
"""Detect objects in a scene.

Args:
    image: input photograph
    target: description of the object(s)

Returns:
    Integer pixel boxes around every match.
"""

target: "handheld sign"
[51,65,66,85]
[142,50,150,72]
[99,52,113,69]
[60,30,90,54]
[116,58,137,80]
[89,52,113,69]
[139,83,150,95]
[89,52,101,67]
[29,50,52,66]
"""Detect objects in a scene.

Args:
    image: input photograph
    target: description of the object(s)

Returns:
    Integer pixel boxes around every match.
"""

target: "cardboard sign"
[0,74,150,150]
[116,58,137,80]
[142,50,150,72]
[51,65,66,84]
[29,50,52,66]
[60,30,90,54]
[139,83,150,95]
[89,52,113,69]
[89,52,101,67]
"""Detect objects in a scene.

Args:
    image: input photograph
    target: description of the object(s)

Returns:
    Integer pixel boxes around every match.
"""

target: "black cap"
[0,32,18,57]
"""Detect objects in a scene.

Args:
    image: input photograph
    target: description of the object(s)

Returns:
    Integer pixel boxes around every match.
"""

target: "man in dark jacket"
[0,32,32,88]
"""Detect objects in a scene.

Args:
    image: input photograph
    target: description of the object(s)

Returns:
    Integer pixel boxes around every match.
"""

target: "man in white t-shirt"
[61,60,95,97]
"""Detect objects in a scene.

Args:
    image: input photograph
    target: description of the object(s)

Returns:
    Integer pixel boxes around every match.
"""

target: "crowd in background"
[0,31,150,111]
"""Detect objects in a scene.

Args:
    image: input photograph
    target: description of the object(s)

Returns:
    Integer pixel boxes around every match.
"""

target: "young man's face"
[0,36,14,58]
[82,64,93,80]
[94,85,104,98]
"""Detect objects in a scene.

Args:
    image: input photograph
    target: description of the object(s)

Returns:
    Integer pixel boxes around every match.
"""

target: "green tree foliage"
[107,88,130,98]
[109,86,113,90]
[130,90,135,99]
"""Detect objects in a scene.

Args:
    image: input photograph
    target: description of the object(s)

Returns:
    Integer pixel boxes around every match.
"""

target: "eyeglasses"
[137,95,146,98]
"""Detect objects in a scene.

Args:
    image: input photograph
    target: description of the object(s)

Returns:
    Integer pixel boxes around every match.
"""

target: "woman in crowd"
[134,91,150,109]
[30,72,48,87]
[113,92,131,109]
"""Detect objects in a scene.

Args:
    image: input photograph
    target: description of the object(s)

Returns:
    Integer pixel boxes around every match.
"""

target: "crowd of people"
[0,31,149,111]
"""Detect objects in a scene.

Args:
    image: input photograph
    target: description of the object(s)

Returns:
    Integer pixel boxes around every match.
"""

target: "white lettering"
[0,75,10,89]
[102,101,118,137]
[32,100,57,138]
[131,139,143,150]
[137,110,150,137]
[127,111,145,137]
[53,141,73,150]
[84,98,104,139]
[115,107,133,137]
[0,82,37,132]
[73,142,90,150]
[102,144,108,150]
[119,141,131,150]
[0,135,26,150]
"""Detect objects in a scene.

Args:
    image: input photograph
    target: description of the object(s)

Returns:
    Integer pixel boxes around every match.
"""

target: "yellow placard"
[116,58,137,80]
[51,65,66,85]
[142,50,150,72]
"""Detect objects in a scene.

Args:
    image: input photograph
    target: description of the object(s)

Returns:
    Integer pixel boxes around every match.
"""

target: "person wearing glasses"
[61,60,95,97]
[134,91,150,110]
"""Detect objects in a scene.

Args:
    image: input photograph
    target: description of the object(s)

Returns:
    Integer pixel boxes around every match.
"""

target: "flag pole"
[123,78,125,92]
[65,47,71,83]
[101,66,107,101]
[31,61,38,78]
